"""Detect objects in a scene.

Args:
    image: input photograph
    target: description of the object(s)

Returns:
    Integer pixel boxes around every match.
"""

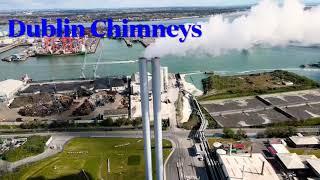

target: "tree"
[132,117,142,128]
[100,117,114,127]
[114,118,129,127]
[265,127,297,138]
[223,128,235,139]
[235,128,247,140]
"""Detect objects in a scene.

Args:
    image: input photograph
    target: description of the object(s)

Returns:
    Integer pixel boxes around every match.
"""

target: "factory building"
[218,153,279,180]
[276,153,320,177]
[130,66,169,95]
[0,79,24,103]
[160,66,169,92]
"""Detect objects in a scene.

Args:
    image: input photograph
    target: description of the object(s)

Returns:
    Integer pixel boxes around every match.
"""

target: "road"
[165,130,209,180]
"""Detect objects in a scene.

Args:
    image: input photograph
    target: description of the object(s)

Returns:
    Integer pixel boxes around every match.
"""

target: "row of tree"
[222,128,247,140]
[222,126,297,139]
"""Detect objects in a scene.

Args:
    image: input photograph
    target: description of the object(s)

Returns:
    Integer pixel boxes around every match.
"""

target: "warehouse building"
[288,136,320,148]
[0,79,24,103]
[306,159,320,178]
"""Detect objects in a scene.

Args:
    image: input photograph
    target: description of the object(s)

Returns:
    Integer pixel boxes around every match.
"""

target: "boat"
[1,54,27,62]
[204,71,215,75]
[300,62,320,69]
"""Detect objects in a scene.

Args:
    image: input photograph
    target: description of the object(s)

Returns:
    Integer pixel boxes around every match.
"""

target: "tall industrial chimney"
[152,57,163,180]
[139,57,153,180]
[139,57,164,180]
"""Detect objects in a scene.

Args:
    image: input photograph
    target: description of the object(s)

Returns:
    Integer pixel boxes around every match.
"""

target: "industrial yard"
[0,77,129,123]
[208,132,320,180]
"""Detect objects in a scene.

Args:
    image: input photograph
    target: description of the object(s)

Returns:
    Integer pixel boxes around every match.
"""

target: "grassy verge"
[175,92,184,124]
[260,117,320,128]
[199,105,218,128]
[199,70,319,101]
[2,135,50,162]
[289,148,320,158]
[181,113,200,130]
[1,137,172,180]
[207,137,252,149]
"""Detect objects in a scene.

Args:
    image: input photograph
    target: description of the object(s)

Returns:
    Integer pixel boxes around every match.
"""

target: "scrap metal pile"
[72,99,95,116]
[14,93,73,117]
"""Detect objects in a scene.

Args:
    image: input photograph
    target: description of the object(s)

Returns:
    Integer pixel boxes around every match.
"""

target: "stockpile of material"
[18,95,73,117]
[74,86,94,97]
[72,99,95,116]
[10,93,52,108]
[92,93,116,106]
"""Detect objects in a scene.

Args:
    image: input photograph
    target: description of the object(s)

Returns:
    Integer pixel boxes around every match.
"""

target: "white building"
[271,144,290,154]
[0,79,24,102]
[306,159,320,177]
[289,136,320,148]
[218,153,279,180]
[160,66,169,92]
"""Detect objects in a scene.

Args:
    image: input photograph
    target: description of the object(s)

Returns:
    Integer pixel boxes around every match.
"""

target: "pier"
[138,38,155,47]
[0,44,19,54]
[123,38,133,47]
[121,37,155,48]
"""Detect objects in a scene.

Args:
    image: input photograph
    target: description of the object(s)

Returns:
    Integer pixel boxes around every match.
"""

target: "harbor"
[1,37,100,62]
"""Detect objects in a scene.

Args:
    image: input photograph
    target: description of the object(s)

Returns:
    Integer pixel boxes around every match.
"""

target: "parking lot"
[212,108,291,127]
[201,89,320,128]
[201,97,267,114]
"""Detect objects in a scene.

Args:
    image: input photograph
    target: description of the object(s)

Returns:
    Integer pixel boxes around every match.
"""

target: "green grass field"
[2,136,50,162]
[199,70,319,101]
[2,138,172,180]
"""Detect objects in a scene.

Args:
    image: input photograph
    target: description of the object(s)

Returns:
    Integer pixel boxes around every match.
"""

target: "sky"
[0,0,319,10]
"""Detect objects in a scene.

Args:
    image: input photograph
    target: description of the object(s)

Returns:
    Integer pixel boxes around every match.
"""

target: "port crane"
[93,40,104,79]
[80,37,88,79]
[80,39,104,79]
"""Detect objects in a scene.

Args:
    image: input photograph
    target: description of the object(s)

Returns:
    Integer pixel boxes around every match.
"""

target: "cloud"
[0,0,318,10]
[144,0,320,58]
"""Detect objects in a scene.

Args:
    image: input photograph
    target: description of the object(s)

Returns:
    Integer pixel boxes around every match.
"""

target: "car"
[198,155,204,161]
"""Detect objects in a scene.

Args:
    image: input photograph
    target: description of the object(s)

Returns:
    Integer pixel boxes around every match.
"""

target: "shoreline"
[180,74,203,97]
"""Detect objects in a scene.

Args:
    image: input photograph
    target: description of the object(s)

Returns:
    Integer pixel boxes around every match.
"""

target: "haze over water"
[1,16,320,89]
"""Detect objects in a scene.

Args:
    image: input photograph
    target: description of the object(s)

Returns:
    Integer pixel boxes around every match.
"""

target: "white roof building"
[276,153,317,170]
[289,136,320,146]
[271,144,289,154]
[0,79,24,102]
[306,159,320,177]
[218,153,279,180]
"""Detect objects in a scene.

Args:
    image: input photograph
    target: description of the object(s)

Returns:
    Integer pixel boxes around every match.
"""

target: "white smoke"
[144,0,320,58]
